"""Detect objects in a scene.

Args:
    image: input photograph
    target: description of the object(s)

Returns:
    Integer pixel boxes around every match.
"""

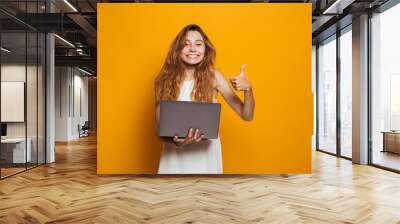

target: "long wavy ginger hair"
[155,24,216,104]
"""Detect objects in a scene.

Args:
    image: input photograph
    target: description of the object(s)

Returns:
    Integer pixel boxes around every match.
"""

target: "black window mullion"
[367,11,373,165]
[36,0,39,167]
[316,44,319,151]
[336,29,341,157]
[24,0,28,171]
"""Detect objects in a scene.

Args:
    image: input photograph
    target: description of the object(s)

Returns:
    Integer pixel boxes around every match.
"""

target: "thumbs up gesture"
[230,64,252,92]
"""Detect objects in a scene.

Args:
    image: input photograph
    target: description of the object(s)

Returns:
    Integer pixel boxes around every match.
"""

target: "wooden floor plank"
[1,134,400,223]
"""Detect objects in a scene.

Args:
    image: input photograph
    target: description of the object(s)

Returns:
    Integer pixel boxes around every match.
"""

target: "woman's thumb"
[240,64,247,77]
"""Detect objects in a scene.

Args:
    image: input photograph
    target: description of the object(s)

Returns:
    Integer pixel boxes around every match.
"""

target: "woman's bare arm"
[156,103,160,129]
[215,66,255,121]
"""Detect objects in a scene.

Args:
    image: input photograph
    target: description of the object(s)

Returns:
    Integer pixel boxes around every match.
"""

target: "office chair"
[79,121,90,138]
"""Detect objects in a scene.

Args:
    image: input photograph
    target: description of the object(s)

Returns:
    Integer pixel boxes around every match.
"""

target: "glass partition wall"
[316,26,352,159]
[370,3,400,172]
[316,0,400,172]
[0,1,46,179]
[317,35,337,155]
[339,27,352,159]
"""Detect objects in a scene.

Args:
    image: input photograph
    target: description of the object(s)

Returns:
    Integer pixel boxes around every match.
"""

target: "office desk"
[382,131,400,154]
[1,138,32,164]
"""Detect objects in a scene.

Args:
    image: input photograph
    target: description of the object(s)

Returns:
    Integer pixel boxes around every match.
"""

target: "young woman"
[155,24,255,174]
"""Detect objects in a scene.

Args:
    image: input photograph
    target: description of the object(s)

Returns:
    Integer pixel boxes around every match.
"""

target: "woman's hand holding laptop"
[173,128,204,147]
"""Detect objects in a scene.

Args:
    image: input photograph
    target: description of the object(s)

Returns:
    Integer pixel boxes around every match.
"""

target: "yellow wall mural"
[98,3,312,174]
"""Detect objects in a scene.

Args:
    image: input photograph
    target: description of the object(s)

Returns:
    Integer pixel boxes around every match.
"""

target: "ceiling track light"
[63,0,78,12]
[322,0,355,15]
[54,34,75,48]
[77,67,94,76]
[1,47,11,53]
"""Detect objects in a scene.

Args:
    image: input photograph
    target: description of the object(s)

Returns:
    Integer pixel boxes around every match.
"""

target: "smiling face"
[180,31,206,65]
[156,24,217,103]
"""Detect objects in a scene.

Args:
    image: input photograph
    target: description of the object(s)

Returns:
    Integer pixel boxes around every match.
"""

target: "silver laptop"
[158,100,221,139]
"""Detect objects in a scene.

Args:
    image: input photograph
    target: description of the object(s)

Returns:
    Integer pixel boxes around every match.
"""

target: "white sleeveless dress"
[158,80,223,174]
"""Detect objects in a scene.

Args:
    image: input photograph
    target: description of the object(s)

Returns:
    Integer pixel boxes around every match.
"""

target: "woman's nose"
[189,44,196,51]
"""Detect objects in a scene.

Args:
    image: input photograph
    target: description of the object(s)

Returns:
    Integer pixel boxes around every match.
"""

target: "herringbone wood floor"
[1,135,400,224]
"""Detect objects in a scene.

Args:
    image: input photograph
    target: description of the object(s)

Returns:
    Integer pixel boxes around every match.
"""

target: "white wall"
[55,67,70,141]
[72,73,89,138]
[55,67,89,141]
